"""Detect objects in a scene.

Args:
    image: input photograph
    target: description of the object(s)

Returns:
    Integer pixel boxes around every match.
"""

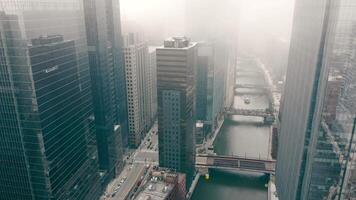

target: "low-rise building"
[135,170,186,200]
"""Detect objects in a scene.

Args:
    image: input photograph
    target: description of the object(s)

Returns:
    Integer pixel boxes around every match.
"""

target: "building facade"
[149,47,158,124]
[123,33,153,148]
[276,0,356,199]
[157,37,197,187]
[0,2,101,199]
[83,0,127,180]
[134,169,186,200]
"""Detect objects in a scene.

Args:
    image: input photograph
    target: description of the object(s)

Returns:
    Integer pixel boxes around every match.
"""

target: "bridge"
[196,154,276,174]
[224,108,275,124]
[225,108,272,117]
[234,84,268,90]
[236,68,263,74]
[236,71,264,77]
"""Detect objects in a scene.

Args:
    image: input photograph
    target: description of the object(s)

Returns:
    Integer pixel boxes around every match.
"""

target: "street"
[101,122,159,200]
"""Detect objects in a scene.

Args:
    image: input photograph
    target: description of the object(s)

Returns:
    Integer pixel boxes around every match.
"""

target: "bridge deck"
[225,108,274,118]
[196,154,276,174]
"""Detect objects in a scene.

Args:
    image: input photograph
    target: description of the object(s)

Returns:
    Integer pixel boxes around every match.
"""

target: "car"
[111,192,117,197]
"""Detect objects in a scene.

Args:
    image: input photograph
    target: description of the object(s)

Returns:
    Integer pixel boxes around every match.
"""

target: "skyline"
[0,0,355,200]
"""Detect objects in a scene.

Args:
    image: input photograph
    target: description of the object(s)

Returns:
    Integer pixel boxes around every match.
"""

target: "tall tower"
[276,0,356,199]
[123,33,153,148]
[0,2,101,199]
[83,0,127,180]
[149,47,158,122]
[157,37,197,187]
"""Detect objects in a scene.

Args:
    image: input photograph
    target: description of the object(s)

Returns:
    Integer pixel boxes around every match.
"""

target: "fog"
[121,0,296,80]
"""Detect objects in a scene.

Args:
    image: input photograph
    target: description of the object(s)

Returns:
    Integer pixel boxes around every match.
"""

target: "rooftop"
[135,176,174,200]
[161,36,196,49]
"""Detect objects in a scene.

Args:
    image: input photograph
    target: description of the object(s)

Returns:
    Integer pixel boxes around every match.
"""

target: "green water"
[192,73,270,200]
[191,170,268,200]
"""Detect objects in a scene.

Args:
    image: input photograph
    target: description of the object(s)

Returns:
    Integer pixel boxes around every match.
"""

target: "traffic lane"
[112,163,145,200]
[135,151,158,162]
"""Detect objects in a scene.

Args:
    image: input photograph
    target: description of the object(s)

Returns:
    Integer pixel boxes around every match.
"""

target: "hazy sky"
[120,0,295,44]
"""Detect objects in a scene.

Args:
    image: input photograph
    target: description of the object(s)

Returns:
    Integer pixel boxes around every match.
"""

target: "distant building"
[149,47,158,122]
[196,42,230,132]
[196,44,210,121]
[323,75,342,126]
[123,33,154,148]
[157,37,197,188]
[0,6,101,198]
[195,121,205,144]
[135,170,186,200]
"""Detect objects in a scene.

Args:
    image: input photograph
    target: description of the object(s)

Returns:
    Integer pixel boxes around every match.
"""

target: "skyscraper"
[276,0,356,199]
[83,0,127,179]
[196,43,210,121]
[157,37,197,187]
[123,33,152,148]
[195,42,230,133]
[0,1,101,199]
[186,0,238,118]
[149,46,158,123]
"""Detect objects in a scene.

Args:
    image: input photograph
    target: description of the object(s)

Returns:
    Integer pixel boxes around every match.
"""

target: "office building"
[196,44,209,121]
[135,170,186,200]
[196,42,229,132]
[83,0,127,179]
[276,0,356,199]
[0,2,101,198]
[123,33,153,148]
[157,37,197,187]
[186,0,238,111]
[149,47,158,123]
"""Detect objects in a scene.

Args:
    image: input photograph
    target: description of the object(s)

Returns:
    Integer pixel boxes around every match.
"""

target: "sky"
[120,0,295,47]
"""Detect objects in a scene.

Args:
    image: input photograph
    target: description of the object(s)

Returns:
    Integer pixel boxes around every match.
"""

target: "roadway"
[101,122,159,200]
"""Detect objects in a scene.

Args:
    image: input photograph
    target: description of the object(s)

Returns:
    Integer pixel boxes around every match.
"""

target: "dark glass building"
[157,37,197,188]
[83,0,128,180]
[0,1,100,199]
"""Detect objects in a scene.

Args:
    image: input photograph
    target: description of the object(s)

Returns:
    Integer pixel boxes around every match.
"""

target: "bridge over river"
[196,154,276,175]
[191,56,280,200]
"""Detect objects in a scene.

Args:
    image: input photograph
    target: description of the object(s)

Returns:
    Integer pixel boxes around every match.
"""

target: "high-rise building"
[123,33,154,148]
[83,0,127,179]
[196,42,230,133]
[149,47,158,122]
[0,2,101,199]
[196,44,210,121]
[186,0,238,115]
[276,0,356,199]
[157,37,197,187]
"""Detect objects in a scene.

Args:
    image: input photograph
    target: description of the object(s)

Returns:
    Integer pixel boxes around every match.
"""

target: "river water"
[191,70,270,200]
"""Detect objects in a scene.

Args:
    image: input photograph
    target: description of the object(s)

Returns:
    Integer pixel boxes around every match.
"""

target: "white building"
[123,33,153,148]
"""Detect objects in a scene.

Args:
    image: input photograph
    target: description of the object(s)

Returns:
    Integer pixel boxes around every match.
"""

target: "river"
[191,66,271,200]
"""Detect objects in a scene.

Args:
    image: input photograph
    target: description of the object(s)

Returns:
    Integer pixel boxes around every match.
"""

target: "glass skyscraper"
[83,0,127,180]
[0,1,101,199]
[276,0,356,199]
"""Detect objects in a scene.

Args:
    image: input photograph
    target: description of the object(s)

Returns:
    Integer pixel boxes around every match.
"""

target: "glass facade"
[277,0,356,199]
[83,0,126,180]
[0,1,100,199]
